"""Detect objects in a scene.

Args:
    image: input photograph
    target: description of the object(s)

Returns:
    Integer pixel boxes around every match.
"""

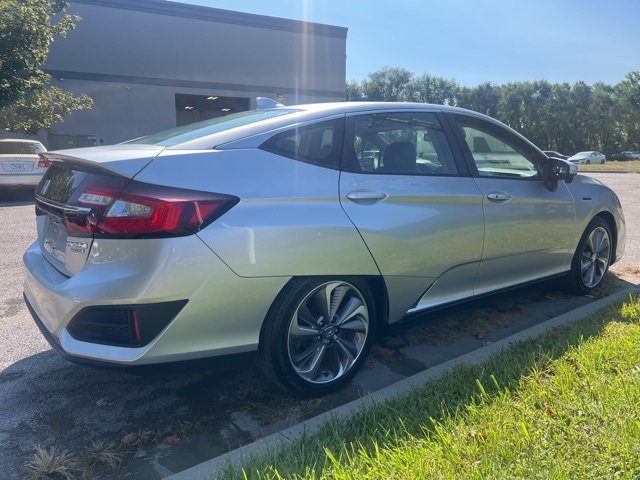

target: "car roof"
[161,101,522,151]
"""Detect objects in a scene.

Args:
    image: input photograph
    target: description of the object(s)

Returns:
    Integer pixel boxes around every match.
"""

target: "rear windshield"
[0,141,45,154]
[124,109,297,147]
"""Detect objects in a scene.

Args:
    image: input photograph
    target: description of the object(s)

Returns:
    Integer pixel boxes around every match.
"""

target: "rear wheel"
[257,278,376,397]
[567,218,612,295]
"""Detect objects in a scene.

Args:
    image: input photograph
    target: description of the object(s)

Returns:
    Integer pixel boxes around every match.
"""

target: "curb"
[166,285,640,480]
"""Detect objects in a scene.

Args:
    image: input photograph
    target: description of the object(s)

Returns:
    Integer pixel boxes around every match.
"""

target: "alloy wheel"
[287,281,369,384]
[580,226,610,288]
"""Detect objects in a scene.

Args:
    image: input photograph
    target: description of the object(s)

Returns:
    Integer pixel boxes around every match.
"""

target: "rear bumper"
[24,292,129,368]
[0,173,43,187]
[23,235,290,366]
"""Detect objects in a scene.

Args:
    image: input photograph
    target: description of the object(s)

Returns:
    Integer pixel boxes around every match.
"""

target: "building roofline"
[71,0,348,39]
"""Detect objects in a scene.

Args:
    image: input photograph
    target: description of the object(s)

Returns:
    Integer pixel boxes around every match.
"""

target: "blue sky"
[174,0,640,87]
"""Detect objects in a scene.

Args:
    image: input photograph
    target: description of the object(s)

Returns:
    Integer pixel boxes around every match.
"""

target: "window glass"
[348,112,457,175]
[125,109,296,146]
[260,118,343,169]
[451,115,540,178]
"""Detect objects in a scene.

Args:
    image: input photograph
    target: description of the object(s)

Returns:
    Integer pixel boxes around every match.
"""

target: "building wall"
[39,0,347,147]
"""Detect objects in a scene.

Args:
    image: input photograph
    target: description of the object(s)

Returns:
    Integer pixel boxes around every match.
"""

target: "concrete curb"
[166,285,640,480]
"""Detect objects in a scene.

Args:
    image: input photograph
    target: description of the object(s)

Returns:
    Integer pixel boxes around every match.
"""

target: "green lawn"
[580,159,640,172]
[217,295,640,479]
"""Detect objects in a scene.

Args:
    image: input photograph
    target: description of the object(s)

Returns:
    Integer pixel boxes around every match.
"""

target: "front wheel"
[567,218,612,295]
[257,278,376,397]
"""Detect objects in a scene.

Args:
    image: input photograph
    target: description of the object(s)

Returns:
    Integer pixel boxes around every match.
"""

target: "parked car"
[542,150,569,160]
[0,139,49,188]
[568,151,606,165]
[23,101,626,397]
[610,151,640,161]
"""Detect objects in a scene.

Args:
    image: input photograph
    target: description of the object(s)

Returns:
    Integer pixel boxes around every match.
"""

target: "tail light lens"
[95,181,238,238]
[53,175,238,238]
[38,157,51,168]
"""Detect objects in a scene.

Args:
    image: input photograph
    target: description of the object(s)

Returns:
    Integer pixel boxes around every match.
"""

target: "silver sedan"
[23,101,626,396]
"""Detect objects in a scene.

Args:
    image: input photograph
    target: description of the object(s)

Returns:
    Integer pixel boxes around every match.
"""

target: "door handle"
[346,190,388,203]
[487,192,512,202]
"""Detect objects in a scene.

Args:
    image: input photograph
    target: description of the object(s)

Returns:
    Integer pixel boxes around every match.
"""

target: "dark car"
[542,150,569,160]
[610,151,640,161]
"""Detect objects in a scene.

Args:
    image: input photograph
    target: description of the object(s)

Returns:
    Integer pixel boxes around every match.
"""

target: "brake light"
[38,158,51,168]
[61,176,238,238]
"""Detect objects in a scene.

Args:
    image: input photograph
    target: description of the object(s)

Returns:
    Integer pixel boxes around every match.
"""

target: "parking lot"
[0,172,638,479]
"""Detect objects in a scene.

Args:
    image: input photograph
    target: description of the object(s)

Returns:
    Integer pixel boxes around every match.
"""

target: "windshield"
[574,152,590,157]
[124,109,297,147]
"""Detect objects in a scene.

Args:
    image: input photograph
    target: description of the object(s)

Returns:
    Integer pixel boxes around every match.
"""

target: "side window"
[260,118,343,169]
[347,112,457,175]
[451,115,541,179]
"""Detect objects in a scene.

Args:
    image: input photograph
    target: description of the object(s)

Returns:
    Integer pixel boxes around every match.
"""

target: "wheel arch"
[258,274,389,340]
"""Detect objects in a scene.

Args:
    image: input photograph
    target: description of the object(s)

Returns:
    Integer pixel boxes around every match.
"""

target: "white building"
[41,0,347,148]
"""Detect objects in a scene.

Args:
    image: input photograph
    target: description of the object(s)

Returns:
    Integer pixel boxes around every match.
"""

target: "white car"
[568,151,606,165]
[0,139,49,188]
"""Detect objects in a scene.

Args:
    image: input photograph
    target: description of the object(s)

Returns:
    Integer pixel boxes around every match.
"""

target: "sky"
[172,0,640,87]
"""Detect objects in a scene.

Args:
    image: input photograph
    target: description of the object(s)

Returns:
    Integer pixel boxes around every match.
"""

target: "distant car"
[568,151,606,165]
[542,150,569,160]
[23,101,626,397]
[0,139,49,189]
[610,151,640,161]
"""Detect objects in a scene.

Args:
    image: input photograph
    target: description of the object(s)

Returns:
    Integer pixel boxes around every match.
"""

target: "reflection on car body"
[23,101,626,396]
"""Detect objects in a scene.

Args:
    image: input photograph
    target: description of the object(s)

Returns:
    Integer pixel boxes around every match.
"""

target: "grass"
[580,159,640,172]
[216,294,640,479]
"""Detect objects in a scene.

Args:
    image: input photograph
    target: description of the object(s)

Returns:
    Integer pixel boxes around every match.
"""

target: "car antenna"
[256,97,285,110]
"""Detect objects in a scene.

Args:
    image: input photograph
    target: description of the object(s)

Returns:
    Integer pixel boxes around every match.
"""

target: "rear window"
[0,141,45,154]
[124,109,297,147]
[37,164,128,205]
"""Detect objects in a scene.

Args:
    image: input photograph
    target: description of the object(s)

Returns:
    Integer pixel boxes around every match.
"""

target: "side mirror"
[544,157,577,191]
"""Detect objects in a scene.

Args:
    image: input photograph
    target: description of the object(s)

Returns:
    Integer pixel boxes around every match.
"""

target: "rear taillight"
[38,158,51,168]
[63,176,238,238]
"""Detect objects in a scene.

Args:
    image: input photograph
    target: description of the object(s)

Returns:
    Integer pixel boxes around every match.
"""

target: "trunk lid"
[34,146,164,276]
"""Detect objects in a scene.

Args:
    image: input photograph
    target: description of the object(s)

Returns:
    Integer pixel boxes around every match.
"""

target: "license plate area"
[2,161,34,172]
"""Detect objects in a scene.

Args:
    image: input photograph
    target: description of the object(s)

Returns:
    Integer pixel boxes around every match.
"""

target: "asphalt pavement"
[0,172,638,479]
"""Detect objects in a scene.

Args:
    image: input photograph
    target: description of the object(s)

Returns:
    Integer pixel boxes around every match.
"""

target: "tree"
[456,82,500,117]
[0,0,92,135]
[361,67,414,102]
[409,73,459,105]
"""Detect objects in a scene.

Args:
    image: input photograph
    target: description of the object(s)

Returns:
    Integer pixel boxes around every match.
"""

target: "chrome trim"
[35,194,92,214]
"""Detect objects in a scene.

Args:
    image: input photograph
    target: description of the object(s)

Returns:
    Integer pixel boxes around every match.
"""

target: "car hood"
[42,144,165,178]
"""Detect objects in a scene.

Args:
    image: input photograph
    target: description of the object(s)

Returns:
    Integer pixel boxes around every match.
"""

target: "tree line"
[347,67,640,156]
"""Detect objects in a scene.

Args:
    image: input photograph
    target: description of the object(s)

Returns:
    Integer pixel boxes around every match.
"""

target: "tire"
[601,158,606,164]
[586,159,591,164]
[567,218,612,295]
[256,277,376,397]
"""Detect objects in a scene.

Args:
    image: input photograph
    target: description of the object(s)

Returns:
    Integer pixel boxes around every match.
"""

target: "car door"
[446,113,576,295]
[339,110,485,322]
